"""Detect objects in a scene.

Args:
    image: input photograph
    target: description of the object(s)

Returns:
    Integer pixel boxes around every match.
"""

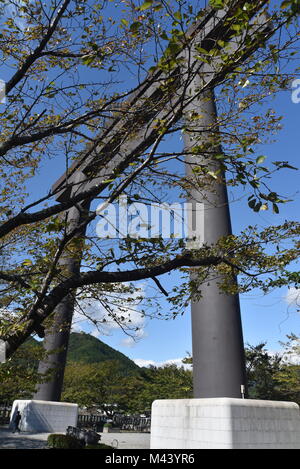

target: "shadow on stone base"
[10,400,78,433]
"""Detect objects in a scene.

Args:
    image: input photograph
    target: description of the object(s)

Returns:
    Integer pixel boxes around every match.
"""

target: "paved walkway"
[101,432,150,449]
[0,426,150,449]
[0,427,49,449]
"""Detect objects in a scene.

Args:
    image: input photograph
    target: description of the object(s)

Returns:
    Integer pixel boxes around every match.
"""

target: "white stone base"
[10,400,78,433]
[150,398,300,449]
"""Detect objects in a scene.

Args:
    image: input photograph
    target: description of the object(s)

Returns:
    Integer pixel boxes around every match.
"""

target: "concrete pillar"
[34,202,89,401]
[183,83,247,398]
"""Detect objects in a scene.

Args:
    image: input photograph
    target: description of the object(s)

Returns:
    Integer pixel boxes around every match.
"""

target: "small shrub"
[85,443,114,449]
[47,433,85,449]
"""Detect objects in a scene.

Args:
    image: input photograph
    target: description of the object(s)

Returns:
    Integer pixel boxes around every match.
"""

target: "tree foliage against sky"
[0,0,299,358]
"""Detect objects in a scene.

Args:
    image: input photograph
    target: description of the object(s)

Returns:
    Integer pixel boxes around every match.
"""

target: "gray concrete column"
[34,201,90,402]
[183,83,247,398]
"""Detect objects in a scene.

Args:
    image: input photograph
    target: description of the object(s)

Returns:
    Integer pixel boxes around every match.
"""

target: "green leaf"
[82,55,96,66]
[207,171,218,180]
[209,0,225,9]
[281,163,298,170]
[250,180,260,189]
[130,21,142,32]
[148,65,157,74]
[232,24,242,32]
[253,202,262,212]
[140,1,153,11]
[214,153,226,160]
[256,155,266,165]
[22,259,33,266]
[166,41,181,56]
[248,199,257,209]
[159,31,169,41]
[102,179,115,184]
[195,46,209,55]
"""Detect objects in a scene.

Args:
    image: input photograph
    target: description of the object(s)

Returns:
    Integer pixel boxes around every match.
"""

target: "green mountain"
[19,332,141,375]
[66,332,140,374]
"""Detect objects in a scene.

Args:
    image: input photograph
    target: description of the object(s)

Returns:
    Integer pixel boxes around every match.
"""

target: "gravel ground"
[0,426,150,449]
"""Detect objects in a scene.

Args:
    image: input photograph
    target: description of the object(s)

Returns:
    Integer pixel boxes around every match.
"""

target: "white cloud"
[4,0,28,31]
[72,284,147,346]
[133,357,192,370]
[133,358,157,368]
[120,328,148,348]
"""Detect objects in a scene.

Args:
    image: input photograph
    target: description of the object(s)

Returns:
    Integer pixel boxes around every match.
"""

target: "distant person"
[11,409,22,433]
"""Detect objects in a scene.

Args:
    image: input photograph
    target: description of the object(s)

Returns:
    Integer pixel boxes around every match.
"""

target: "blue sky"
[231,87,300,353]
[1,0,299,366]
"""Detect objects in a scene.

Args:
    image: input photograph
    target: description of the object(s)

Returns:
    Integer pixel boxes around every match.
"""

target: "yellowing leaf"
[22,259,32,266]
[256,155,266,165]
[140,1,153,11]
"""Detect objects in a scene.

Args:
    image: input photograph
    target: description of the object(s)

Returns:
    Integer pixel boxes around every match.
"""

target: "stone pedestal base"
[150,398,300,449]
[10,400,78,433]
